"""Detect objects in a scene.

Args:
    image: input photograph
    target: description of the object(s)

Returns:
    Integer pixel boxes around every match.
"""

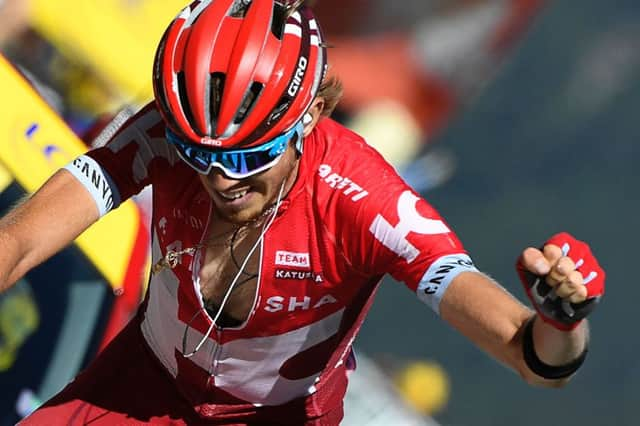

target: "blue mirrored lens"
[166,123,303,178]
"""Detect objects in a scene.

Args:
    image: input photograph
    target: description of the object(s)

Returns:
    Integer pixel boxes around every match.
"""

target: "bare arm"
[0,169,99,291]
[440,269,588,387]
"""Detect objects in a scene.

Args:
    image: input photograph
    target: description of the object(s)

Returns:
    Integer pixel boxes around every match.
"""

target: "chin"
[218,204,265,224]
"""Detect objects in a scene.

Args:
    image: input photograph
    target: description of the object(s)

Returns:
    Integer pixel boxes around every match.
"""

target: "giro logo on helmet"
[200,136,223,147]
[287,56,308,97]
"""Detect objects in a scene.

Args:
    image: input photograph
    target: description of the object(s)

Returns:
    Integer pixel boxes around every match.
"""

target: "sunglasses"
[166,122,303,179]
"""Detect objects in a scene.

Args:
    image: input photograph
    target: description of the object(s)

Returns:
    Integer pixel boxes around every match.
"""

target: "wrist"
[535,306,583,331]
[522,316,588,380]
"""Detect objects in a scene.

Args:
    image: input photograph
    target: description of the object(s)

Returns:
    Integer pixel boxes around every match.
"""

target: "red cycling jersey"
[55,102,477,423]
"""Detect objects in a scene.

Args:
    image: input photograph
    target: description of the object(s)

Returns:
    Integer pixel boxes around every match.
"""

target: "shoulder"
[85,101,188,191]
[299,119,465,278]
[301,118,428,244]
[90,101,176,161]
[108,101,166,147]
[303,118,407,205]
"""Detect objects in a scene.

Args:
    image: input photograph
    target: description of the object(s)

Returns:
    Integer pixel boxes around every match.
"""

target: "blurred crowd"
[0,0,550,192]
[0,0,553,423]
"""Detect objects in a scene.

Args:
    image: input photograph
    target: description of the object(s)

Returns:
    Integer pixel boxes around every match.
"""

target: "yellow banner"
[28,0,187,106]
[0,55,141,290]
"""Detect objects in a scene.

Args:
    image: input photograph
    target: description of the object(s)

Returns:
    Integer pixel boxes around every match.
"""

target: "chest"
[195,215,348,333]
[151,184,367,336]
[197,224,263,326]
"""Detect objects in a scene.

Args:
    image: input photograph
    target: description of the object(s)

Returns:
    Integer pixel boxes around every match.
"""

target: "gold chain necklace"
[151,246,200,275]
[151,204,278,276]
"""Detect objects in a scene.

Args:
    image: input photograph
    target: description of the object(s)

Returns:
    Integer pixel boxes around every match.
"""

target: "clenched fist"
[517,232,605,330]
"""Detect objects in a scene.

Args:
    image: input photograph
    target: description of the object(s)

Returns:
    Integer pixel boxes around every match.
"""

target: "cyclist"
[2,0,604,424]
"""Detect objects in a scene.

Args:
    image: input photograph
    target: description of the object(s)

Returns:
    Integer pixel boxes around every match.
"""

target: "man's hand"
[517,232,605,330]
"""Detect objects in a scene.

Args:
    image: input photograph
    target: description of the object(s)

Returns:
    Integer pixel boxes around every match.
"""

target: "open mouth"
[218,189,249,201]
[215,187,258,206]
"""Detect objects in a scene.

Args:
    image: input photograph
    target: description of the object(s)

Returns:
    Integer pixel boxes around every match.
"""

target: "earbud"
[302,113,313,125]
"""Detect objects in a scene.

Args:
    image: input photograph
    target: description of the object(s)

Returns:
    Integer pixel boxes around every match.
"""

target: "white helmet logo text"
[287,57,308,97]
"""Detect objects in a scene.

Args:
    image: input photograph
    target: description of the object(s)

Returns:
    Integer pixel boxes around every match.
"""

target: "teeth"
[219,190,248,200]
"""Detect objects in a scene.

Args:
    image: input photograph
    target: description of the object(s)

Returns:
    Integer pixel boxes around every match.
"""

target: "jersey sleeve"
[64,103,178,216]
[332,139,479,314]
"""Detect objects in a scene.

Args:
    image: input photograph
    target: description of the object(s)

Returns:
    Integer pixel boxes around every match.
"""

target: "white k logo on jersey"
[369,191,450,263]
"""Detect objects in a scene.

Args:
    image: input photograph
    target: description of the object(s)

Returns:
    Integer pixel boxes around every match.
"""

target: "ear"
[303,97,325,136]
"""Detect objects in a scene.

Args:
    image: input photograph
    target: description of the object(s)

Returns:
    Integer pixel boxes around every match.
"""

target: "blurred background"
[0,0,638,425]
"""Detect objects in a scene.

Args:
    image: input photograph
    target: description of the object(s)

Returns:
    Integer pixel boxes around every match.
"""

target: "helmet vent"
[177,71,197,134]
[234,82,264,124]
[270,2,288,40]
[209,72,226,134]
[230,0,251,18]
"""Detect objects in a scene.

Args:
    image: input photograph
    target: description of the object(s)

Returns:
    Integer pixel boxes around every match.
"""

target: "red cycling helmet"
[153,0,327,149]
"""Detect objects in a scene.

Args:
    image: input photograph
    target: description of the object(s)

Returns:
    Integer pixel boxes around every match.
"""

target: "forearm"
[0,197,38,291]
[440,271,589,387]
[0,170,100,292]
